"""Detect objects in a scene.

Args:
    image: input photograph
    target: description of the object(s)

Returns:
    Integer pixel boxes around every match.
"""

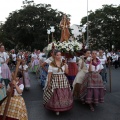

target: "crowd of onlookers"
[106,50,120,69]
[6,49,45,69]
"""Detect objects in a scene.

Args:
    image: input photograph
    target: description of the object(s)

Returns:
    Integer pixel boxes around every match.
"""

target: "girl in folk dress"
[39,55,47,87]
[40,50,54,89]
[31,50,39,74]
[0,71,28,120]
[80,51,106,111]
[73,50,91,98]
[0,80,6,104]
[0,44,11,81]
[0,63,7,103]
[43,50,73,115]
[19,60,30,89]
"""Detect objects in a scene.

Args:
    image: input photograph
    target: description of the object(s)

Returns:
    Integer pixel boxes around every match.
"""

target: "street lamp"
[86,0,89,48]
[82,26,86,45]
[50,26,55,41]
[47,29,51,44]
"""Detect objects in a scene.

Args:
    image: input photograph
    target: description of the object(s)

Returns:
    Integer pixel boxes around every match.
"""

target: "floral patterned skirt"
[80,72,106,104]
[40,64,48,88]
[45,88,73,112]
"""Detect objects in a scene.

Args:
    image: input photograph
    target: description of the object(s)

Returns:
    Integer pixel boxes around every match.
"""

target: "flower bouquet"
[46,40,83,58]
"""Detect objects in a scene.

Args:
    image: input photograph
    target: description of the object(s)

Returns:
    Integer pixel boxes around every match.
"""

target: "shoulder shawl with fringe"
[50,60,65,72]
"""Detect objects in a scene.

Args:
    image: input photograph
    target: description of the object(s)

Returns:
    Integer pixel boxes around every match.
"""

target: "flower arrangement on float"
[46,40,83,58]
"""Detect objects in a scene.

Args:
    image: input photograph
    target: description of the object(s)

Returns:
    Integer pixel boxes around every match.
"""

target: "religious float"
[46,14,84,58]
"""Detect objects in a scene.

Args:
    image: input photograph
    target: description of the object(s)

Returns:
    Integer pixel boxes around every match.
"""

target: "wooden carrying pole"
[21,55,25,87]
[22,63,25,87]
[2,58,22,120]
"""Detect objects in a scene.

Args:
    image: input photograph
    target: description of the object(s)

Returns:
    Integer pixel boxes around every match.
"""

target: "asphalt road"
[22,67,120,120]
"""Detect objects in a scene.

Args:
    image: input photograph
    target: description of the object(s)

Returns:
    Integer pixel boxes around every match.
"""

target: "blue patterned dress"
[0,63,7,101]
[40,64,49,88]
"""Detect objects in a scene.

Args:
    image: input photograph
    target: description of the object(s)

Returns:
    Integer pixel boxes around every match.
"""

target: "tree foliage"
[0,0,70,50]
[81,4,120,51]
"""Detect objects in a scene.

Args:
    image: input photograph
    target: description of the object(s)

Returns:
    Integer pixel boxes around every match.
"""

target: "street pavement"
[22,67,120,120]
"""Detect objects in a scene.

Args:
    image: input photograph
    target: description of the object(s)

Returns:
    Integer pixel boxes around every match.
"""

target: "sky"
[0,0,120,25]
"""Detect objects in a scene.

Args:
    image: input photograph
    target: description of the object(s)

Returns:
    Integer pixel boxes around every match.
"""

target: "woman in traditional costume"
[19,60,30,90]
[0,71,28,120]
[31,50,39,75]
[80,51,106,111]
[73,50,91,98]
[43,50,73,115]
[0,80,7,105]
[0,63,7,105]
[40,50,54,88]
[0,44,11,82]
[39,55,47,87]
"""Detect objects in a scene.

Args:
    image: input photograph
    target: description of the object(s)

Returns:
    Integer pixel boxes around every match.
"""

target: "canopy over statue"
[60,14,70,42]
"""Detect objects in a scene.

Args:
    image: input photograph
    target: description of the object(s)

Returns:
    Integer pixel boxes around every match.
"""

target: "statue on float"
[60,14,70,42]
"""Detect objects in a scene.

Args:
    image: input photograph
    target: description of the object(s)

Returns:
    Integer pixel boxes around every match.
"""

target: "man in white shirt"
[107,52,111,58]
[112,52,118,69]
[31,49,37,59]
[98,50,107,84]
[17,51,24,60]
[106,51,113,68]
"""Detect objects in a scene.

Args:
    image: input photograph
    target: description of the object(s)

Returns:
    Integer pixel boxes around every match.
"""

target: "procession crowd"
[0,43,120,119]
